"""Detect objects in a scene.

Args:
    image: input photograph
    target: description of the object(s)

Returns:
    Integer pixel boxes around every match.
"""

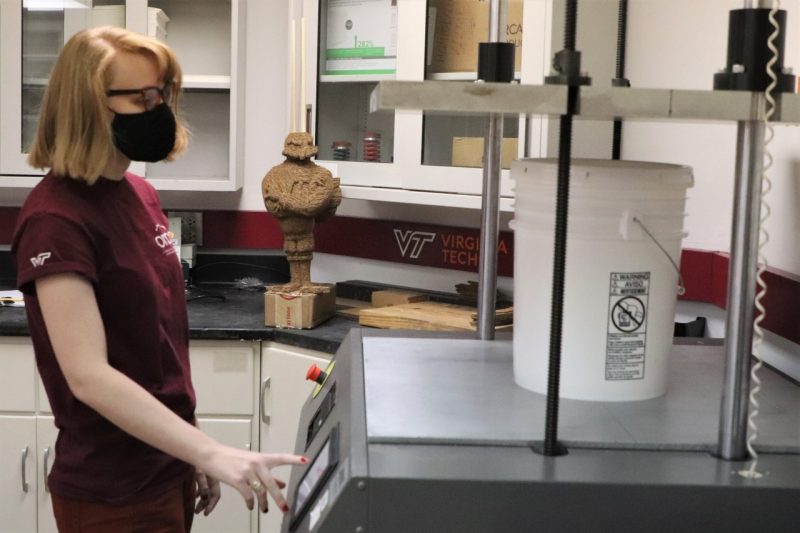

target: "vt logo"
[393,229,436,259]
[30,252,51,267]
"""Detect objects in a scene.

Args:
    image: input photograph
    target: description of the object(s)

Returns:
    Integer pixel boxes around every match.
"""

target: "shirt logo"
[154,224,176,256]
[30,252,51,267]
[393,229,436,259]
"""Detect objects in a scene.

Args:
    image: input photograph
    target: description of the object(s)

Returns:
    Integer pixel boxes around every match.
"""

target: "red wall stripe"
[0,206,797,344]
[760,265,800,338]
[711,252,731,309]
[0,207,18,244]
[202,210,283,249]
[678,248,714,303]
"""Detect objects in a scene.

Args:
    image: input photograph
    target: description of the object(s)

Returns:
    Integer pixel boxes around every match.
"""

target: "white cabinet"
[299,0,551,208]
[0,335,334,533]
[0,0,246,192]
[0,416,38,533]
[259,342,332,533]
[190,339,260,533]
[190,340,257,417]
[1,337,264,532]
[0,337,37,411]
[36,417,57,533]
[187,340,334,533]
[0,338,53,533]
[194,418,255,533]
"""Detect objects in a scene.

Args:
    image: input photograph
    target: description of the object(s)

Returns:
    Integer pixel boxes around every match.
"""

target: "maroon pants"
[51,475,195,533]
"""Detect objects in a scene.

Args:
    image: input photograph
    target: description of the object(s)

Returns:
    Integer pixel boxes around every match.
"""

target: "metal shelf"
[426,71,522,82]
[341,185,514,212]
[370,81,800,124]
[182,75,231,90]
[320,73,395,83]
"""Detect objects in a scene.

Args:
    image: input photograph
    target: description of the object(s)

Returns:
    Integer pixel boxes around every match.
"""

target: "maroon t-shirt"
[12,171,196,505]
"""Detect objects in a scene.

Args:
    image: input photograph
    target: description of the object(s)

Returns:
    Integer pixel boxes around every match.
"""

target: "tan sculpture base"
[264,284,337,329]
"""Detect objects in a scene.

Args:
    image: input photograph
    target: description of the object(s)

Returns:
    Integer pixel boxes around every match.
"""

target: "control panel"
[290,424,340,531]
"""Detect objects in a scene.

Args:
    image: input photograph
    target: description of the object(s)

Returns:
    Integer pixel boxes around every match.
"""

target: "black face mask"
[111,103,176,162]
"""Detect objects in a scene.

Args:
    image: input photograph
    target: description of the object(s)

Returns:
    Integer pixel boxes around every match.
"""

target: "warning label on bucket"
[606,272,650,381]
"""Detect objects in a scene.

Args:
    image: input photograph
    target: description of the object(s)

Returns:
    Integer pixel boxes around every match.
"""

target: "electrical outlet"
[167,211,203,245]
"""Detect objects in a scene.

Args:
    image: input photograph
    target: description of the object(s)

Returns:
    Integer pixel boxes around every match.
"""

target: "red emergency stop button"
[306,364,327,385]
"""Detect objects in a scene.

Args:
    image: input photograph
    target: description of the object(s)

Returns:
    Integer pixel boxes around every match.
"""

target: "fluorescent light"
[24,0,90,11]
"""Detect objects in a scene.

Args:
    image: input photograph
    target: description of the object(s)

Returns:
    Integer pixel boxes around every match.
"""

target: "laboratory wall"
[0,0,797,307]
[621,0,800,276]
[547,0,799,276]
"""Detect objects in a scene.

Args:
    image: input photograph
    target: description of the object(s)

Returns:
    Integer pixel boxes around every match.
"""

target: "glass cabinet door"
[395,0,548,200]
[304,0,544,202]
[311,0,401,188]
[422,0,522,171]
[141,0,243,190]
[21,7,63,158]
[22,1,127,154]
[1,0,244,190]
[316,82,395,164]
[1,0,126,179]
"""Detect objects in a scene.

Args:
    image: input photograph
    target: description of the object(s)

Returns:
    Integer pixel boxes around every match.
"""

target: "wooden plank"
[470,306,514,327]
[335,297,373,321]
[336,306,368,320]
[359,301,512,331]
[371,289,429,307]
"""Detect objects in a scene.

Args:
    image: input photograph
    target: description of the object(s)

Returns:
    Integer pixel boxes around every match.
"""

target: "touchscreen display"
[294,438,331,516]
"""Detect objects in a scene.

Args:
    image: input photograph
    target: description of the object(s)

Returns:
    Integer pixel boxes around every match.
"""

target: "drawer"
[190,341,257,416]
[39,340,257,416]
[0,337,36,412]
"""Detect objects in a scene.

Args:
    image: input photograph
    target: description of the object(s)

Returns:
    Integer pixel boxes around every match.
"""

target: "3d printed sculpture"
[262,132,342,294]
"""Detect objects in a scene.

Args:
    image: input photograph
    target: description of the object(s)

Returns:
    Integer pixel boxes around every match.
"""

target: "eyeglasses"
[106,84,173,112]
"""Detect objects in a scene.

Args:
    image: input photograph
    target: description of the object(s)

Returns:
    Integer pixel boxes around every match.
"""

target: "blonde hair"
[28,26,188,185]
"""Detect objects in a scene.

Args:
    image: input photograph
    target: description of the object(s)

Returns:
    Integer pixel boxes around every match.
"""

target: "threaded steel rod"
[543,86,577,456]
[612,0,628,160]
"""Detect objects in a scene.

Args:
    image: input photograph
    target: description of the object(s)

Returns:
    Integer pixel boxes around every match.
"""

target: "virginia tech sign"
[315,217,514,277]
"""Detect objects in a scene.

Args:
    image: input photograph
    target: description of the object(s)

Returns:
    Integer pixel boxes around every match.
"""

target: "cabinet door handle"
[43,447,51,493]
[260,377,272,425]
[21,446,30,493]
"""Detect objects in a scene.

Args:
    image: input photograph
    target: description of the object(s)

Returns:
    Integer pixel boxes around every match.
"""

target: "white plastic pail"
[511,159,693,401]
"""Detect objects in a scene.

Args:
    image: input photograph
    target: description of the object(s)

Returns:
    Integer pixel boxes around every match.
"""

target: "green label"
[324,69,396,76]
[326,47,386,59]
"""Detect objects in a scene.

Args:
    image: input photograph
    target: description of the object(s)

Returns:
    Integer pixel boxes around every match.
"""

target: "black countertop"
[0,288,355,354]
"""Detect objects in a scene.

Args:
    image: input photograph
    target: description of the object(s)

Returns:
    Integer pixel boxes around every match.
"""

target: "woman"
[12,27,305,532]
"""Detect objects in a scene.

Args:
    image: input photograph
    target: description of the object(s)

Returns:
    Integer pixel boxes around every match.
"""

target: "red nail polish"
[301,456,309,464]
[282,504,290,513]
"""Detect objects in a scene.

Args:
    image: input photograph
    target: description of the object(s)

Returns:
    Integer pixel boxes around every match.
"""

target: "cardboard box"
[428,0,523,74]
[265,285,337,329]
[452,137,518,169]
